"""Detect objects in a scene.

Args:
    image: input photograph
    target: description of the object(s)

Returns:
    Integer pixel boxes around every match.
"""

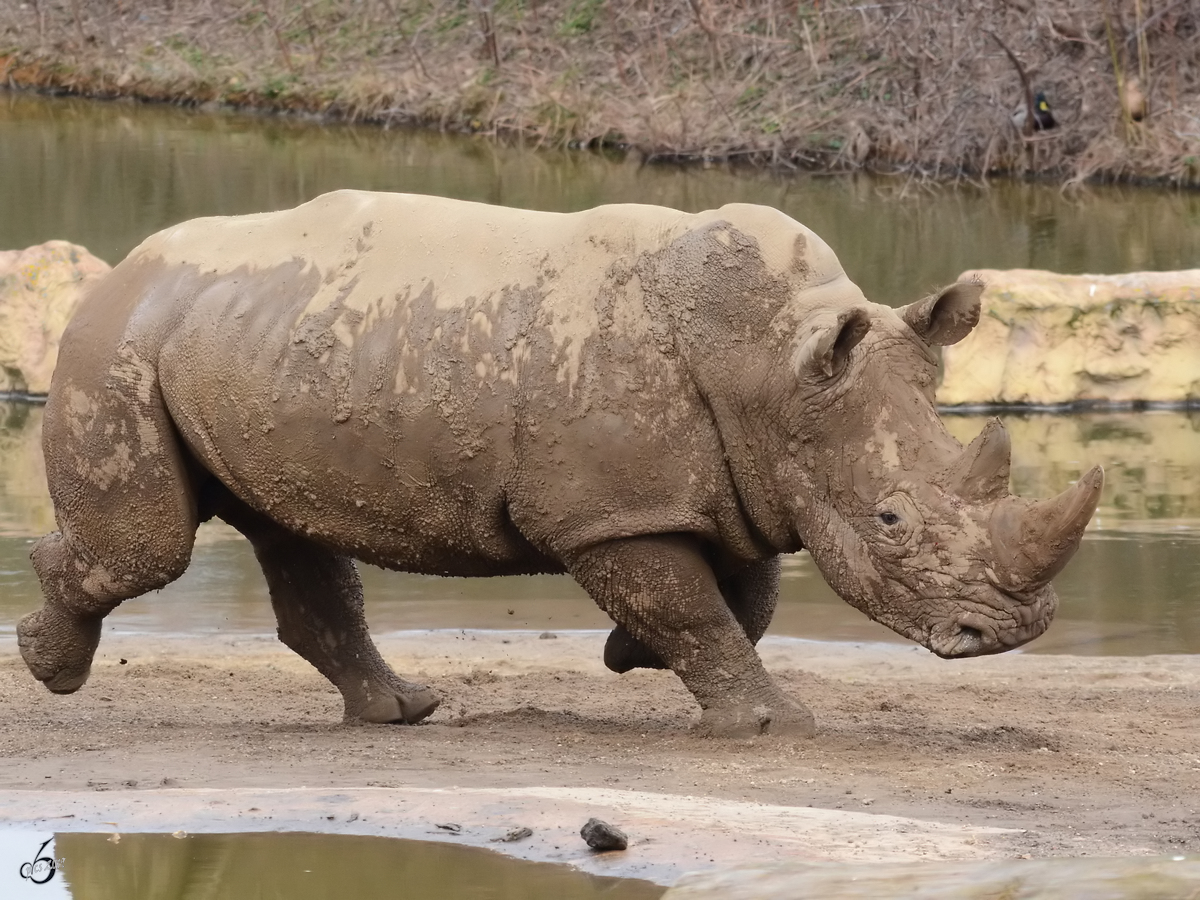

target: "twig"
[985,30,1035,137]
[472,0,500,69]
[257,0,294,73]
[1101,0,1132,131]
[687,0,723,74]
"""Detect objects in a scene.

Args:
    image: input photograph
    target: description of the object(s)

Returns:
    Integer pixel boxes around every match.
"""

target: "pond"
[4,91,1200,307]
[0,90,1198,656]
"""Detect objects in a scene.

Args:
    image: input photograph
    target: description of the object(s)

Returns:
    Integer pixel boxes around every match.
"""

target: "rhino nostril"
[958,624,983,643]
[953,623,985,655]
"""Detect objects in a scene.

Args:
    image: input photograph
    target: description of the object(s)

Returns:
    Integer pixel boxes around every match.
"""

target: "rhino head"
[773,280,1103,657]
[640,210,1102,660]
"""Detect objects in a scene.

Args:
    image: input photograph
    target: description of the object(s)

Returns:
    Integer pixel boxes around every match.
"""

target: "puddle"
[0,830,664,899]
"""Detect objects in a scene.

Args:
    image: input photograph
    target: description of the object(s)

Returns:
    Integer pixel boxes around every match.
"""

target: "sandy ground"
[1,631,1198,886]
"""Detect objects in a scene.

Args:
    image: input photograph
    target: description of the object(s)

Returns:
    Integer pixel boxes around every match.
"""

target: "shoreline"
[2,630,1198,880]
[0,785,1013,886]
[3,1,1199,188]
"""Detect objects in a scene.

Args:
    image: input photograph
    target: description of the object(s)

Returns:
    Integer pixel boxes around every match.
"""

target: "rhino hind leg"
[213,493,439,725]
[20,358,199,695]
[571,535,814,738]
[603,558,780,674]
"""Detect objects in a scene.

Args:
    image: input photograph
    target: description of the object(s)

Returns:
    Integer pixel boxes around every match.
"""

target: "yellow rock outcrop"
[0,241,111,395]
[940,269,1200,407]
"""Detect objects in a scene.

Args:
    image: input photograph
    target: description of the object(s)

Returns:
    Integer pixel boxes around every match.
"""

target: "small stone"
[538,632,558,640]
[581,818,628,852]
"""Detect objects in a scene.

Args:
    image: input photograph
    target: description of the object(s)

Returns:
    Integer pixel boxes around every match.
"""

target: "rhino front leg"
[216,498,439,725]
[571,535,813,738]
[604,557,781,674]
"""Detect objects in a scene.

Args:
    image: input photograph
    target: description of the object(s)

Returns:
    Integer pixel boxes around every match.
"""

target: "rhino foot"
[698,700,817,739]
[17,606,103,695]
[344,681,441,725]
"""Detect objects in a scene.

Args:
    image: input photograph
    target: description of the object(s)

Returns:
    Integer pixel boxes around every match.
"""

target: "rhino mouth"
[924,584,1057,659]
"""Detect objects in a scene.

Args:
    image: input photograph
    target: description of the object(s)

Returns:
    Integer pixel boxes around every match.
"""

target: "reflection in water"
[0,402,51,537]
[4,91,1200,307]
[0,403,1196,655]
[944,413,1200,526]
[49,832,664,900]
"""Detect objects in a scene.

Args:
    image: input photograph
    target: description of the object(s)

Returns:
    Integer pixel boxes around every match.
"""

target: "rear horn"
[946,417,1011,502]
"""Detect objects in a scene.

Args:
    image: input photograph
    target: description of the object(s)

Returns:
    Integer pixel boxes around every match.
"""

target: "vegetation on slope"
[2,0,1198,185]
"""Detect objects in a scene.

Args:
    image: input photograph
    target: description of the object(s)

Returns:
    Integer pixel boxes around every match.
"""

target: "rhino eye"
[879,511,901,526]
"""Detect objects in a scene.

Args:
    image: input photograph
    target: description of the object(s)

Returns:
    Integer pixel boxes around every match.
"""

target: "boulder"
[0,241,111,395]
[939,269,1200,407]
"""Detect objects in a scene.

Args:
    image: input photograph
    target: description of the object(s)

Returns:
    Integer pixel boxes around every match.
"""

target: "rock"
[939,268,1200,407]
[580,817,628,852]
[538,632,558,639]
[0,241,110,395]
[662,856,1200,899]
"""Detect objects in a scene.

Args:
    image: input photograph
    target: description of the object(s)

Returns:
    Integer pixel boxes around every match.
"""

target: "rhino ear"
[792,308,872,380]
[900,280,984,346]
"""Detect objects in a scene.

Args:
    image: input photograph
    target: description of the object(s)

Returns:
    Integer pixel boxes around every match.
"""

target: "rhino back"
[94,193,729,570]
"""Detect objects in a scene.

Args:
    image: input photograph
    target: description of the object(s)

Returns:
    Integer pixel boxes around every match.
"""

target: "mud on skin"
[16,192,1103,736]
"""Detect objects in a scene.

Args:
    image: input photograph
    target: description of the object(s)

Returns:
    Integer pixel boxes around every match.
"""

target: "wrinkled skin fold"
[16,192,1103,737]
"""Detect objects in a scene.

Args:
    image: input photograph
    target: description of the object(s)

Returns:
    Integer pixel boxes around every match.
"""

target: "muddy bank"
[2,631,1199,884]
[2,1,1198,185]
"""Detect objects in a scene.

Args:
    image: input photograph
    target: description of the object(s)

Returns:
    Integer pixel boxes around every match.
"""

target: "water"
[4,91,1200,309]
[0,403,1196,655]
[0,831,665,899]
[0,91,1198,655]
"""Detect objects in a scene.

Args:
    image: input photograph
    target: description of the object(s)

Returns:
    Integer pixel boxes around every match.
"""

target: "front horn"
[989,466,1105,593]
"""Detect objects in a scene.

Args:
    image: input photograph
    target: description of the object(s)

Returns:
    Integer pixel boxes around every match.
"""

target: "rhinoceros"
[17,191,1103,737]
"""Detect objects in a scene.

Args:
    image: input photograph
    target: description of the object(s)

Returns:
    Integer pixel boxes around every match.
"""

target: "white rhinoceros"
[17,192,1102,736]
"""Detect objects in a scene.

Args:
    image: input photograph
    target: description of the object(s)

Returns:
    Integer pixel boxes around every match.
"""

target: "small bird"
[1012,92,1058,132]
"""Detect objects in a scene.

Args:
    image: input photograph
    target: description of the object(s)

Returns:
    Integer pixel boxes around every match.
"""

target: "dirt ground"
[1,630,1198,884]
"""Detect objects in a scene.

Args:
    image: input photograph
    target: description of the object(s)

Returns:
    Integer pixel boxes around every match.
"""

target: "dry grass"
[1,0,1198,185]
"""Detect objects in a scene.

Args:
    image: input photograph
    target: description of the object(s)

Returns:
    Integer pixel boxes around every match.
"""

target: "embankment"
[2,1,1198,185]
